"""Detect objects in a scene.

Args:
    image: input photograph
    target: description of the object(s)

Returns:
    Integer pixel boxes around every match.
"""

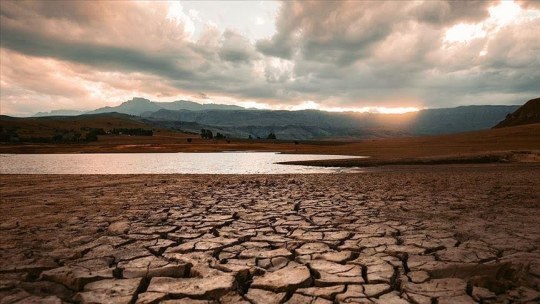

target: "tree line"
[0,127,153,143]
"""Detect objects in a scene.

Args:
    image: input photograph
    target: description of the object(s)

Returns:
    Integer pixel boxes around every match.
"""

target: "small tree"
[201,129,214,139]
[267,132,277,140]
[85,132,98,142]
[187,138,192,143]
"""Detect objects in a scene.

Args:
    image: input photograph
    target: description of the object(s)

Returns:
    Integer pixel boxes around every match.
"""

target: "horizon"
[11,96,530,118]
[1,0,540,116]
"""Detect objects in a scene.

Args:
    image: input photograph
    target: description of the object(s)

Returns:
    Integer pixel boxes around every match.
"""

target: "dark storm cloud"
[0,27,195,79]
[413,0,495,25]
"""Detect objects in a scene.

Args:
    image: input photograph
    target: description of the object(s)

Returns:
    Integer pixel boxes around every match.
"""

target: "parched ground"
[0,164,539,303]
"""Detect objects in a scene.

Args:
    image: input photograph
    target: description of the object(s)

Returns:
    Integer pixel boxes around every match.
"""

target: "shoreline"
[280,150,540,167]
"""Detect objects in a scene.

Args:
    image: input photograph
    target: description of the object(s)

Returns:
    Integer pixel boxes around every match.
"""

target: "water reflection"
[0,153,363,174]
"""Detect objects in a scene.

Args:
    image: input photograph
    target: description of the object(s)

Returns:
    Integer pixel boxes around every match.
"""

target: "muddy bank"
[1,164,539,303]
[282,150,540,168]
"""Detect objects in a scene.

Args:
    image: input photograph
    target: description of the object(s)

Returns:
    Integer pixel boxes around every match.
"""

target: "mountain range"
[34,98,243,117]
[30,97,525,140]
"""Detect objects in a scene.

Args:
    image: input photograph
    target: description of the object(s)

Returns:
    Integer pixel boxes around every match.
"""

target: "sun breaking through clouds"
[1,0,539,116]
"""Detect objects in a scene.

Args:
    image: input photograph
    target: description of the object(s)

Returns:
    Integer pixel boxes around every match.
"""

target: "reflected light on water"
[0,152,364,174]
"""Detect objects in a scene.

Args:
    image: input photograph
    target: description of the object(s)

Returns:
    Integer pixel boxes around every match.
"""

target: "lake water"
[0,152,363,174]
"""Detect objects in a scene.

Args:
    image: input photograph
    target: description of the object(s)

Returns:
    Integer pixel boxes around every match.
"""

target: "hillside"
[494,97,540,128]
[143,105,519,139]
[0,113,183,142]
[29,97,520,140]
[81,98,244,116]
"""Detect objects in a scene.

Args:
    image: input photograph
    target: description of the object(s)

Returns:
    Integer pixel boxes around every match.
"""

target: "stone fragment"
[374,291,409,304]
[295,243,331,256]
[407,271,430,283]
[437,295,476,304]
[363,283,391,297]
[220,291,251,304]
[296,285,345,300]
[251,263,311,292]
[309,260,364,286]
[108,221,130,235]
[287,293,333,304]
[40,265,113,291]
[146,274,236,298]
[349,256,394,283]
[405,292,432,304]
[239,248,292,259]
[135,292,167,304]
[245,288,286,304]
[471,286,496,302]
[117,256,189,278]
[335,285,366,302]
[507,286,540,302]
[403,278,467,298]
[74,278,141,303]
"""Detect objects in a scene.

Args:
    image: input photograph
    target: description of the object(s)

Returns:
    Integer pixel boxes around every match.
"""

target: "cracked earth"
[1,164,539,303]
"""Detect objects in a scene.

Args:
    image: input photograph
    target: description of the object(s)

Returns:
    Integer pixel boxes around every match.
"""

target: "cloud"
[0,0,539,116]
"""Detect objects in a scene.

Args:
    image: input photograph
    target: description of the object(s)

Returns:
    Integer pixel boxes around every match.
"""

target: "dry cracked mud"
[1,164,539,303]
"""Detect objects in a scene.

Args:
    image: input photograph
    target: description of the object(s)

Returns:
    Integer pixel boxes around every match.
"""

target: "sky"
[1,0,539,116]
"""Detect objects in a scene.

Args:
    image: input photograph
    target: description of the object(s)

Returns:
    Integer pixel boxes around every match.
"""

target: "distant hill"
[86,98,163,116]
[26,97,520,140]
[156,100,244,111]
[493,98,540,128]
[34,109,86,117]
[84,98,244,116]
[142,105,519,139]
[1,113,156,140]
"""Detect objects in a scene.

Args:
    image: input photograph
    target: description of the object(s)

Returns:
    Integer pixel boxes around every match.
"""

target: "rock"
[363,283,391,297]
[74,278,141,303]
[294,243,331,256]
[146,274,236,298]
[220,291,251,304]
[403,278,467,298]
[287,293,333,304]
[135,292,167,304]
[117,256,189,278]
[251,263,311,292]
[108,221,130,235]
[471,286,496,302]
[239,248,292,259]
[374,291,409,304]
[335,285,367,302]
[40,265,113,291]
[437,295,476,304]
[309,260,364,286]
[19,281,73,301]
[507,286,540,302]
[349,256,394,283]
[408,271,430,283]
[245,288,286,304]
[296,285,345,299]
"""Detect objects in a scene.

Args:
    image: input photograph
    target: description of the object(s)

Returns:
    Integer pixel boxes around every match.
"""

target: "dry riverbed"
[1,164,539,303]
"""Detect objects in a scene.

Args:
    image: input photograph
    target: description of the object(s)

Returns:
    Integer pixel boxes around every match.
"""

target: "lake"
[0,152,363,174]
